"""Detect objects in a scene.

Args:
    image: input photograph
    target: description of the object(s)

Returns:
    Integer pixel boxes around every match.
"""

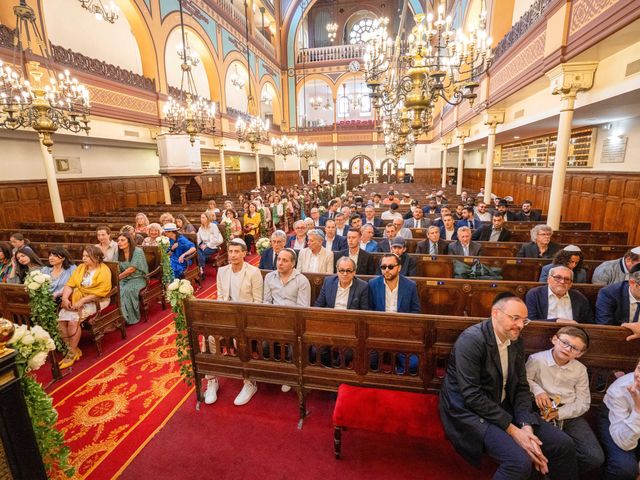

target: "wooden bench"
[332,384,444,459]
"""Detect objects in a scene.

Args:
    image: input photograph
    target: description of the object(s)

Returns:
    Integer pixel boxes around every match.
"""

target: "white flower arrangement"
[318,206,327,215]
[157,235,170,247]
[8,323,55,373]
[255,237,271,256]
[24,270,51,292]
[167,279,194,297]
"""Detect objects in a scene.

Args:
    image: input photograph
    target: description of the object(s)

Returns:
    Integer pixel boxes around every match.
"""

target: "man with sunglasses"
[368,253,420,314]
[525,266,593,323]
[439,296,579,479]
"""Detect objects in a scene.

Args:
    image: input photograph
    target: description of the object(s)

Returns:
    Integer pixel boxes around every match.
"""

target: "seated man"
[309,207,322,227]
[474,201,492,223]
[431,206,452,228]
[472,212,512,242]
[382,190,398,205]
[592,246,640,285]
[369,253,420,313]
[322,219,347,252]
[416,226,448,255]
[422,198,441,215]
[455,206,477,230]
[381,202,401,221]
[526,326,604,476]
[595,264,640,325]
[517,225,561,259]
[334,213,350,237]
[319,199,339,225]
[297,229,334,274]
[286,220,308,251]
[360,224,379,253]
[377,223,397,253]
[495,199,519,222]
[404,207,430,229]
[439,295,579,479]
[362,205,383,231]
[259,230,287,270]
[315,257,369,310]
[525,266,593,323]
[334,229,376,275]
[516,200,542,222]
[392,217,412,239]
[439,214,458,241]
[446,226,482,256]
[382,236,416,277]
[349,214,362,232]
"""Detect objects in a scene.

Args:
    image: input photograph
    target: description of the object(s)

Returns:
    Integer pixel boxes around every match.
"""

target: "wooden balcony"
[296,44,365,64]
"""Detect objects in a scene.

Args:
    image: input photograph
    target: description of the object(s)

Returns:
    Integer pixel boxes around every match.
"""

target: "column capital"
[546,62,598,99]
[484,109,505,129]
[455,129,469,142]
[441,136,452,148]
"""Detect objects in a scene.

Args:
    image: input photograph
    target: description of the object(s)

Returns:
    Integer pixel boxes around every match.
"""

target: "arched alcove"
[164,27,211,99]
[297,79,333,128]
[225,61,250,113]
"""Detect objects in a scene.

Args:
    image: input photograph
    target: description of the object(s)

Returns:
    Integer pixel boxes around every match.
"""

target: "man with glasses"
[474,201,492,222]
[439,296,579,479]
[360,224,379,253]
[334,229,376,275]
[315,257,369,310]
[259,230,287,270]
[368,253,420,313]
[525,266,593,323]
[517,225,561,259]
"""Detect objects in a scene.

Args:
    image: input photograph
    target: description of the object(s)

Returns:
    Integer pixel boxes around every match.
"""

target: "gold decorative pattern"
[570,0,620,36]
[87,85,158,116]
[490,30,546,94]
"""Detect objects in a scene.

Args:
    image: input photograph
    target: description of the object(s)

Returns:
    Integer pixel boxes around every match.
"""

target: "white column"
[254,149,261,187]
[162,176,172,205]
[332,145,338,184]
[483,110,504,205]
[440,138,451,188]
[545,63,597,229]
[455,130,468,196]
[39,136,64,222]
[219,144,227,196]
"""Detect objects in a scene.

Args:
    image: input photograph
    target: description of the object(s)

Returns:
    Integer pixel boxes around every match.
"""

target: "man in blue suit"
[319,199,339,226]
[368,253,421,374]
[259,230,287,270]
[322,219,347,252]
[525,266,594,323]
[595,265,640,325]
[315,257,369,310]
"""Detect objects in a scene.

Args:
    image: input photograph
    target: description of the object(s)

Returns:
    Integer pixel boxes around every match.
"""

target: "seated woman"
[134,213,150,234]
[223,209,243,240]
[176,214,197,234]
[116,232,149,325]
[95,226,118,261]
[141,223,163,246]
[205,200,219,219]
[196,213,223,278]
[163,223,196,278]
[539,245,588,283]
[120,225,144,246]
[243,202,262,254]
[40,247,77,300]
[9,232,33,255]
[0,242,13,283]
[58,246,112,368]
[8,247,44,284]
[159,212,175,226]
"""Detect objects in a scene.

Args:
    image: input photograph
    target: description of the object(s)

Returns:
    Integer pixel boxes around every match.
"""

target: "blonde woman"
[134,213,150,234]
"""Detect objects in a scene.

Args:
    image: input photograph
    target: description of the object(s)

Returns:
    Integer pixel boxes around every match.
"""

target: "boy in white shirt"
[526,326,604,475]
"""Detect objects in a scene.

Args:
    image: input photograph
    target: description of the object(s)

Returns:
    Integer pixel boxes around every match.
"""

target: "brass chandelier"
[163,0,216,145]
[0,1,91,152]
[78,0,120,23]
[271,136,298,161]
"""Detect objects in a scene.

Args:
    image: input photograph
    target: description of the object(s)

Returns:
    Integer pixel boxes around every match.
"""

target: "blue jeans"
[598,404,640,479]
[197,246,218,268]
[483,419,578,480]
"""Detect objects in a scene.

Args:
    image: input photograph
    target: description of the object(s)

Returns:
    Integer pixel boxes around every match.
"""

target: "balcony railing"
[297,44,365,64]
[255,28,276,58]
[210,0,247,32]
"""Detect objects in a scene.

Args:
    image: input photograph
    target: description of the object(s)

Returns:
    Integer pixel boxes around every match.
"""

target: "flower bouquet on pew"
[24,271,68,356]
[7,321,75,477]
[166,279,195,384]
[255,237,271,256]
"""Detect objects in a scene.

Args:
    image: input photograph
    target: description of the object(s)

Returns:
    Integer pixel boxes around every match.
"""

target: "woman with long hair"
[197,213,223,279]
[224,209,243,240]
[243,203,261,254]
[175,214,197,234]
[58,246,112,369]
[41,247,77,299]
[8,247,44,284]
[117,232,149,325]
[0,242,14,283]
[134,213,150,234]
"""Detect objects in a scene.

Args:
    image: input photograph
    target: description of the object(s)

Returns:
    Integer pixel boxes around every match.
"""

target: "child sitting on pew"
[525,326,604,475]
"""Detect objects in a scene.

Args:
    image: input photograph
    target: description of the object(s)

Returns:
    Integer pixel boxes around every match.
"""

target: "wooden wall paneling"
[274,170,301,187]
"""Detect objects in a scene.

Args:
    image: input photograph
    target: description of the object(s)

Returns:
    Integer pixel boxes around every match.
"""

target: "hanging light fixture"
[176,32,201,67]
[271,136,298,161]
[325,0,338,43]
[0,1,91,152]
[163,0,216,145]
[297,141,317,161]
[78,0,120,23]
[230,64,246,90]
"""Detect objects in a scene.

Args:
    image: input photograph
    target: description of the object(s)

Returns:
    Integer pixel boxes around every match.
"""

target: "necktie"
[430,242,436,255]
[468,220,474,229]
[463,246,469,256]
[634,302,640,323]
[414,220,418,228]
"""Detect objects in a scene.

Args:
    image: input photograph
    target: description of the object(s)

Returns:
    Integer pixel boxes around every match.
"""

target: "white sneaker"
[281,384,292,393]
[204,378,219,404]
[234,380,257,406]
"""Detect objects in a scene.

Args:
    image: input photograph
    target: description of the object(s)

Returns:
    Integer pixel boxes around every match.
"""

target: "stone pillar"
[39,136,64,222]
[483,110,505,205]
[455,129,469,196]
[440,137,451,188]
[254,149,261,188]
[545,63,597,229]
[218,143,227,196]
[332,145,338,184]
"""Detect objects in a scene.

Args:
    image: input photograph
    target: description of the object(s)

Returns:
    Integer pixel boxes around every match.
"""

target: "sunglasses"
[380,264,398,270]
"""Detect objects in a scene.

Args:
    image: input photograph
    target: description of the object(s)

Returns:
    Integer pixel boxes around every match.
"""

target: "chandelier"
[309,96,323,110]
[236,116,270,152]
[271,136,298,161]
[326,22,338,42]
[0,1,91,152]
[261,89,273,105]
[163,0,216,145]
[78,0,120,23]
[176,33,201,67]
[230,64,246,90]
[297,141,317,161]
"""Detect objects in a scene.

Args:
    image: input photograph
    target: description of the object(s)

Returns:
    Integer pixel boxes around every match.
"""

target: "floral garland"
[166,279,195,385]
[258,207,268,238]
[156,236,174,287]
[255,237,271,256]
[221,216,233,241]
[24,271,68,356]
[8,322,75,478]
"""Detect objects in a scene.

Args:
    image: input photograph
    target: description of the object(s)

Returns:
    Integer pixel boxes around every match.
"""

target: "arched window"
[348,17,377,44]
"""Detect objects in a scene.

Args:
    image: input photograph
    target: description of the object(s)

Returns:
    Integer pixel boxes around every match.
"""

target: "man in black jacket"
[516,200,542,221]
[334,229,376,275]
[439,296,578,479]
[472,212,512,242]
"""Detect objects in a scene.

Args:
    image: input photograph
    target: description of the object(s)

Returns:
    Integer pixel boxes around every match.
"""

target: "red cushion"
[333,384,445,440]
[147,278,160,287]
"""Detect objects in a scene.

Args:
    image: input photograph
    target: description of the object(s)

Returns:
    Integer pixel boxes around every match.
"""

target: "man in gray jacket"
[591,247,640,285]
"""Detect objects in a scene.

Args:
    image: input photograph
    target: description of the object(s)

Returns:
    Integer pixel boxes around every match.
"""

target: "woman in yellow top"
[58,245,112,369]
[243,202,262,254]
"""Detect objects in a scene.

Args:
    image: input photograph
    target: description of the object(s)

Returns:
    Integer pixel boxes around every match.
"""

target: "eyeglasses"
[337,269,354,274]
[380,264,398,270]
[556,336,583,354]
[550,275,572,283]
[496,308,531,326]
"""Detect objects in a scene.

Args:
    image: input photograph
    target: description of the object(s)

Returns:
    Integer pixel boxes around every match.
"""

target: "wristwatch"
[519,422,531,429]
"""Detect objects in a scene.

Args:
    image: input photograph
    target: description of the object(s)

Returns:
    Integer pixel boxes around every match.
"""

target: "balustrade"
[297,44,365,64]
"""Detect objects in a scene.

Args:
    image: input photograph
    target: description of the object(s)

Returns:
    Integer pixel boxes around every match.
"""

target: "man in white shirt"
[381,202,400,221]
[392,217,413,239]
[205,238,264,406]
[474,202,492,223]
[526,326,604,475]
[297,229,334,274]
[309,207,321,227]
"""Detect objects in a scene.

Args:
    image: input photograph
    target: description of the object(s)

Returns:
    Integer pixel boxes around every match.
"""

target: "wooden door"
[348,155,373,189]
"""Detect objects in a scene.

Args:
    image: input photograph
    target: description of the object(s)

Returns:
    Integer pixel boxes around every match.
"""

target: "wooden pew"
[401,229,627,245]
[185,300,639,423]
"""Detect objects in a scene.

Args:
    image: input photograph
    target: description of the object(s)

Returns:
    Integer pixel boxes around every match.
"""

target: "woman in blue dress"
[163,223,196,278]
[40,247,77,300]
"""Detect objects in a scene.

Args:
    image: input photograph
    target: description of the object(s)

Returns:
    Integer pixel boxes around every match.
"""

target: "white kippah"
[563,244,582,252]
[229,238,247,248]
[631,246,640,255]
